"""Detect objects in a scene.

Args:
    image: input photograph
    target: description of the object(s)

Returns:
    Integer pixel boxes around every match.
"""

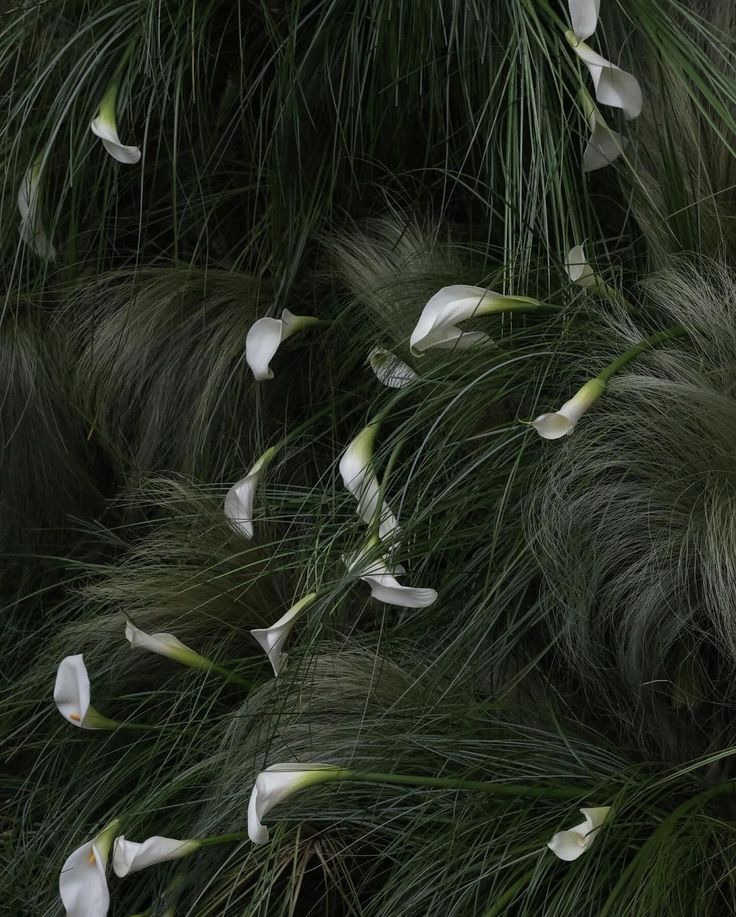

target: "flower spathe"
[250,592,318,677]
[532,378,605,440]
[565,245,597,289]
[90,85,141,164]
[125,621,211,671]
[224,446,277,541]
[582,100,627,172]
[548,806,611,861]
[409,285,539,355]
[248,763,344,844]
[245,309,320,381]
[568,0,599,41]
[368,347,418,388]
[54,655,116,730]
[59,818,119,917]
[566,30,642,121]
[17,160,56,261]
[347,541,438,608]
[339,423,399,541]
[112,835,200,877]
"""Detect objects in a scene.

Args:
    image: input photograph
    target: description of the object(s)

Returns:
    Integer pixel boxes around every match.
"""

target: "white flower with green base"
[368,347,418,388]
[347,538,438,608]
[125,622,213,670]
[409,285,541,355]
[224,446,277,541]
[17,159,56,261]
[532,379,605,440]
[245,309,320,380]
[112,835,201,877]
[548,806,611,860]
[90,85,141,164]
[339,422,398,541]
[250,592,318,677]
[579,91,627,172]
[59,819,120,917]
[54,655,118,730]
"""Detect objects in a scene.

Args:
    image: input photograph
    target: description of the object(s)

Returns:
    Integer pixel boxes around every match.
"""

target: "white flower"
[59,819,119,917]
[54,655,116,730]
[548,806,611,861]
[112,835,200,877]
[565,245,597,289]
[582,104,627,172]
[566,31,643,121]
[250,593,318,677]
[532,378,605,440]
[224,446,277,540]
[248,763,344,844]
[17,160,56,261]
[410,285,539,355]
[90,86,141,164]
[245,310,319,381]
[125,622,210,671]
[568,0,599,41]
[347,543,438,608]
[339,424,398,541]
[368,347,418,388]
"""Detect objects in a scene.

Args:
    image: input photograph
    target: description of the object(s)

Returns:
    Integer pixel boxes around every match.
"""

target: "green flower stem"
[204,660,252,689]
[343,770,584,800]
[595,326,686,386]
[197,831,248,847]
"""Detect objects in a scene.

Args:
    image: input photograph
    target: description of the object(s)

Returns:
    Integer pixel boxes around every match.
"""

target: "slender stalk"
[197,832,248,847]
[596,326,687,385]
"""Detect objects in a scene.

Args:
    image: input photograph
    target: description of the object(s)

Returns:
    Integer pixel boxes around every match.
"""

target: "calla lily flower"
[90,85,141,164]
[532,378,605,440]
[581,96,627,171]
[224,446,277,541]
[568,0,599,41]
[248,763,344,844]
[250,592,318,677]
[54,655,117,729]
[125,621,213,671]
[368,347,418,388]
[566,31,642,121]
[339,423,399,541]
[59,818,120,917]
[112,835,200,877]
[17,160,56,261]
[245,309,320,381]
[548,806,611,861]
[565,245,597,289]
[347,541,438,608]
[410,285,540,355]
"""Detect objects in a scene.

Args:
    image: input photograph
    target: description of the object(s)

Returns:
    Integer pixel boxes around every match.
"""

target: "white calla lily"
[347,542,438,608]
[18,160,56,261]
[410,285,540,355]
[339,423,399,541]
[59,819,119,917]
[248,763,345,844]
[565,245,597,289]
[245,309,320,381]
[90,85,141,164]
[568,0,599,41]
[548,806,611,861]
[54,655,117,729]
[224,446,277,540]
[368,347,418,388]
[250,592,318,677]
[125,622,212,671]
[112,835,200,877]
[567,32,643,120]
[532,378,605,440]
[582,102,627,172]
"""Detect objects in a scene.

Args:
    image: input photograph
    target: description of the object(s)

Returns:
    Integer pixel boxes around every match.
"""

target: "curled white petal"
[368,347,418,388]
[248,763,342,844]
[532,379,605,440]
[90,114,141,164]
[18,162,56,261]
[583,108,627,171]
[548,806,611,861]
[339,425,398,541]
[54,655,90,727]
[565,246,596,289]
[225,447,277,540]
[245,310,318,381]
[112,835,199,877]
[347,547,438,608]
[125,622,206,669]
[250,593,317,677]
[569,35,643,120]
[59,820,119,917]
[568,0,599,41]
